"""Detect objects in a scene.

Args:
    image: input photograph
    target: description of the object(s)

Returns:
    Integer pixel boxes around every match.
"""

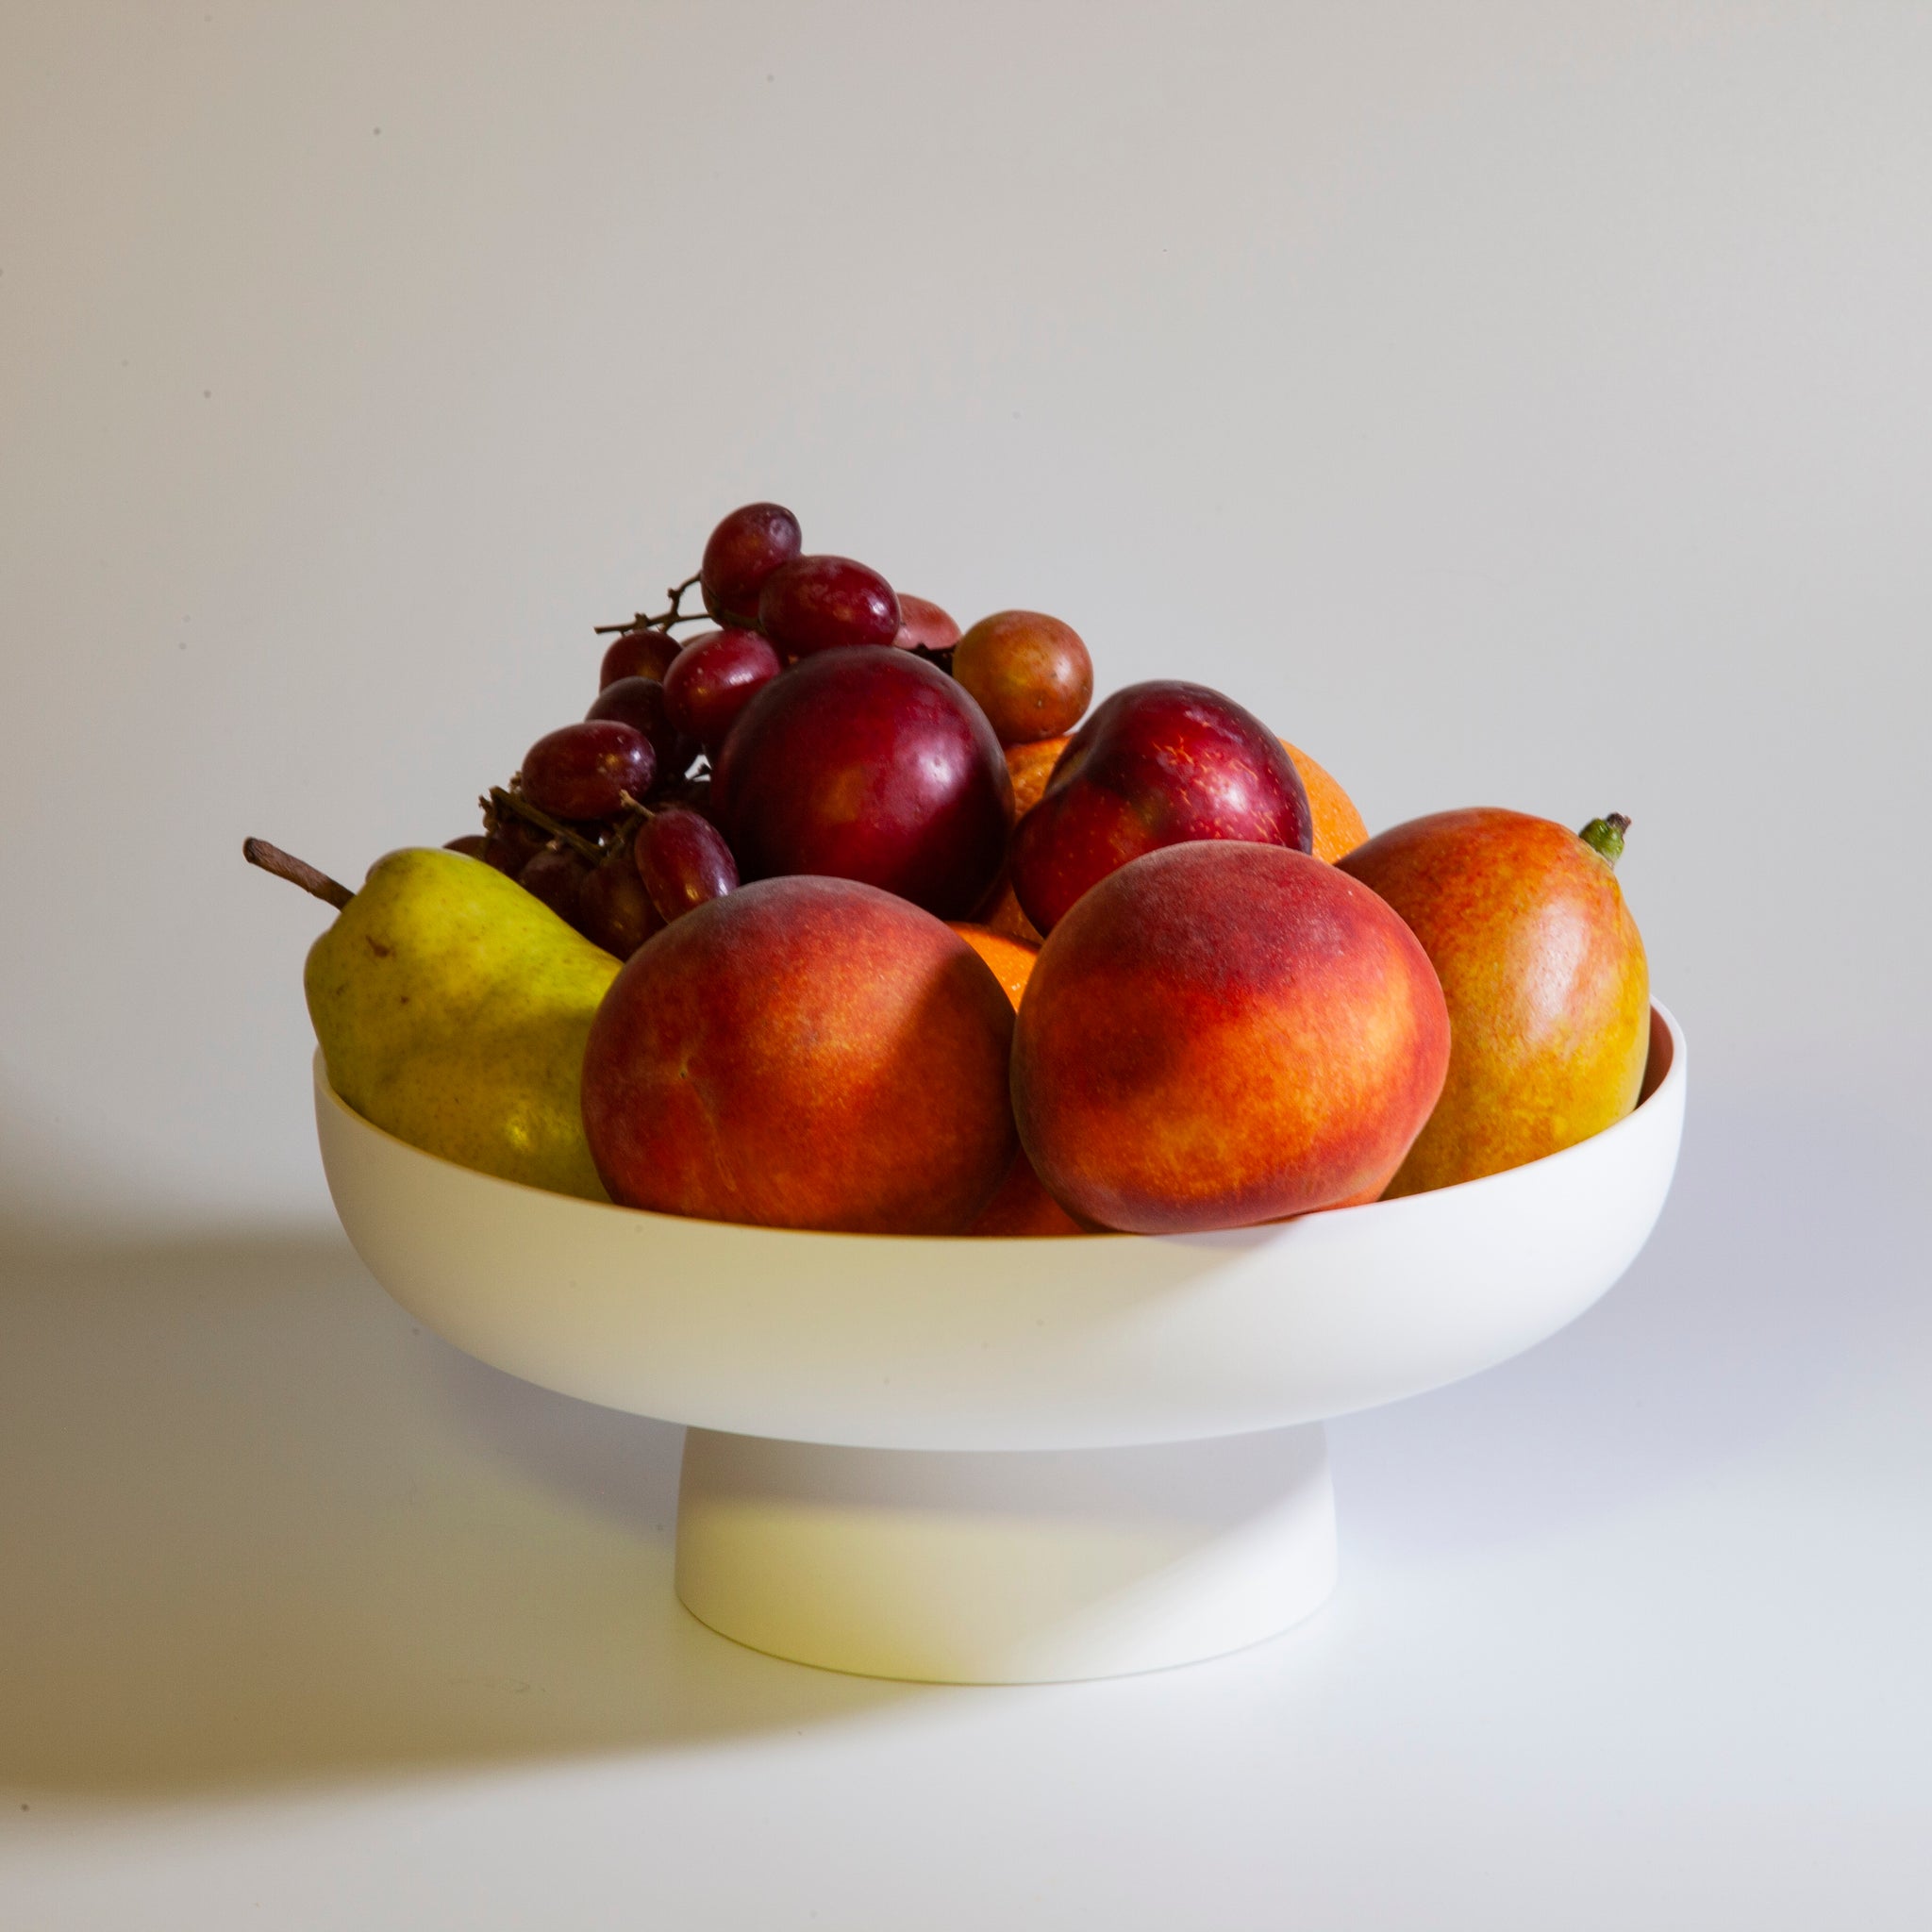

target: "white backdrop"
[7,8,1932,1928]
[4,0,1928,1234]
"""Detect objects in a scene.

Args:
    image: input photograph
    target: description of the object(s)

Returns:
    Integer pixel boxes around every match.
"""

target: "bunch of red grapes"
[449,501,1092,958]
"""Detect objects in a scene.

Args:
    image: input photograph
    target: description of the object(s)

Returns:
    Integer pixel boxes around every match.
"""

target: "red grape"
[952,610,1093,745]
[443,834,489,859]
[599,627,681,689]
[576,842,662,958]
[481,810,547,877]
[521,721,656,821]
[891,593,961,652]
[701,502,802,628]
[661,627,782,746]
[586,676,693,787]
[674,774,717,823]
[758,555,900,657]
[636,806,739,923]
[518,844,592,924]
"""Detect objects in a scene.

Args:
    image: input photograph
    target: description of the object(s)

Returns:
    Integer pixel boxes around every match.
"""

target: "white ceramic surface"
[314,1007,1681,1681]
[313,1008,1684,1455]
[675,1422,1339,1683]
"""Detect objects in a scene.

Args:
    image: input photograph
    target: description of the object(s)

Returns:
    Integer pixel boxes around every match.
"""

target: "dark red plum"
[712,647,1012,919]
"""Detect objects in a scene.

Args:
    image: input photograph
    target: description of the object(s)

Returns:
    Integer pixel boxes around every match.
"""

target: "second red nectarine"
[1012,842,1449,1233]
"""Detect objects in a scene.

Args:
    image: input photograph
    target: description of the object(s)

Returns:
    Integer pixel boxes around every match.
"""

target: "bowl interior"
[1638,1002,1674,1104]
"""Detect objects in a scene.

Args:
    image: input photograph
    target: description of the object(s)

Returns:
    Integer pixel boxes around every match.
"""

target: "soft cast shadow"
[0,1224,911,1798]
[1329,1079,1929,1564]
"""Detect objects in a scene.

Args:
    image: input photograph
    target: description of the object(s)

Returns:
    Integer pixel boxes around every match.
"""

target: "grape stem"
[242,838,354,908]
[592,572,705,636]
[486,786,606,862]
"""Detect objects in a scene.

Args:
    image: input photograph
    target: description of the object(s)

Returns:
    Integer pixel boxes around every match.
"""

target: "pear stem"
[242,838,354,908]
[486,786,607,862]
[1578,812,1631,866]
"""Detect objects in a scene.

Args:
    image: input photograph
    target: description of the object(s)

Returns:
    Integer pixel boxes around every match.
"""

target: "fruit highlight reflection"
[248,497,1653,1236]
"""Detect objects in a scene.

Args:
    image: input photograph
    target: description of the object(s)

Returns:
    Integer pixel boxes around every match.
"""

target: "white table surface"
[4,1076,1926,1931]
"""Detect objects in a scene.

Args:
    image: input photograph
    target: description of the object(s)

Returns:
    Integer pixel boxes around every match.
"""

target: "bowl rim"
[312,1001,1683,1246]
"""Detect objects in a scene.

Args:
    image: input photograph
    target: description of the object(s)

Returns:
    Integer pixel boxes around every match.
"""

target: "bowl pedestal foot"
[674,1422,1337,1684]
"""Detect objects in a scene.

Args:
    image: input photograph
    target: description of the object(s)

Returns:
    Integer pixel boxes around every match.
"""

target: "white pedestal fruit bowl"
[314,1006,1685,1684]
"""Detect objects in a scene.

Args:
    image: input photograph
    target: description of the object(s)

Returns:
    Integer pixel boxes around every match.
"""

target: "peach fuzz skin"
[1339,808,1649,1196]
[581,876,1017,1234]
[1012,842,1450,1235]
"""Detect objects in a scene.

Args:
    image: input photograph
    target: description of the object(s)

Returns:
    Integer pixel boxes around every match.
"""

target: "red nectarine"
[1012,842,1449,1233]
[582,876,1018,1233]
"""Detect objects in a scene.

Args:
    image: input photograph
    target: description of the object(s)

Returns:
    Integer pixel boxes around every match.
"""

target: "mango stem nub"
[1577,813,1631,867]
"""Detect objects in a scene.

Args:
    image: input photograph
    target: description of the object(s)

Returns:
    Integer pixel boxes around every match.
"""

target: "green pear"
[304,847,621,1199]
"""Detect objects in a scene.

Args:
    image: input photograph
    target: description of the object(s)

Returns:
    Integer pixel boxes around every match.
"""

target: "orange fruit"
[976,736,1072,944]
[948,922,1040,1010]
[982,885,1041,945]
[1006,733,1071,819]
[1280,740,1368,862]
[966,1149,1087,1236]
[944,915,1069,1233]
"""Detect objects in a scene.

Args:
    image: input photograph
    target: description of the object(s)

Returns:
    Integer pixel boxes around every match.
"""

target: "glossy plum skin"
[1013,842,1451,1233]
[1008,680,1311,935]
[891,593,961,652]
[712,647,1013,919]
[599,626,681,689]
[521,721,656,821]
[701,502,803,629]
[661,627,782,747]
[580,875,1018,1234]
[635,805,739,923]
[585,676,691,787]
[757,555,900,657]
[951,609,1093,746]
